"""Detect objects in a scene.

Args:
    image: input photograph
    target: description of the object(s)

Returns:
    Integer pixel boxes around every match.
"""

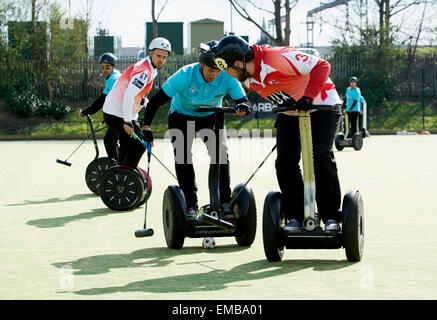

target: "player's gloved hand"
[294,96,313,111]
[78,110,85,117]
[142,129,154,143]
[124,122,134,137]
[235,102,252,116]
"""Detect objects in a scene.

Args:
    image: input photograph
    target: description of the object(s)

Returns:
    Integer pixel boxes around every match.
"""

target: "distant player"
[345,76,363,136]
[78,52,121,161]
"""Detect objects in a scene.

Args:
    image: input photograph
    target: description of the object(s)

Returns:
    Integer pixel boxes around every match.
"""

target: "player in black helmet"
[141,41,252,221]
[214,35,344,232]
[78,52,121,161]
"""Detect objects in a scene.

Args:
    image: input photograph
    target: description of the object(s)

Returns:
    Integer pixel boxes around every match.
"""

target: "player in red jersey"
[102,37,171,168]
[214,35,343,232]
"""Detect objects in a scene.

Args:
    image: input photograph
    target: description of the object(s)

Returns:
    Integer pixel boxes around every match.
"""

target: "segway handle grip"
[194,107,236,114]
[272,105,337,113]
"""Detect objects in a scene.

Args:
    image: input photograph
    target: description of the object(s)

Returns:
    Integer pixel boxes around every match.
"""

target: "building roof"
[190,18,223,24]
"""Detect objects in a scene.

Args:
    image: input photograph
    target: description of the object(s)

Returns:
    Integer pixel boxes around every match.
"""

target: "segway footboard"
[282,229,343,249]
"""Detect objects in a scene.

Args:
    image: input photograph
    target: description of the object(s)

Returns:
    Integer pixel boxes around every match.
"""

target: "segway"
[163,107,257,249]
[263,105,364,262]
[335,111,363,151]
[99,133,152,211]
[56,115,118,195]
[83,115,119,194]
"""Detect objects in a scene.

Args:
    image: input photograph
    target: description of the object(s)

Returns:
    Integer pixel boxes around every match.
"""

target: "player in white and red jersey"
[102,37,171,168]
[214,35,343,232]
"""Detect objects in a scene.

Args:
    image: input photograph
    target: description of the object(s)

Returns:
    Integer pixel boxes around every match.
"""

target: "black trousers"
[274,109,342,223]
[103,112,144,168]
[347,111,360,136]
[168,111,231,209]
[103,128,119,161]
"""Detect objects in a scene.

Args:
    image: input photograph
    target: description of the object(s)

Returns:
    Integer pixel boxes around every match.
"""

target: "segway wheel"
[335,133,345,151]
[352,133,363,151]
[361,127,367,138]
[342,190,364,262]
[100,166,144,211]
[163,186,186,249]
[135,167,153,208]
[85,157,118,195]
[232,184,257,247]
[262,192,285,262]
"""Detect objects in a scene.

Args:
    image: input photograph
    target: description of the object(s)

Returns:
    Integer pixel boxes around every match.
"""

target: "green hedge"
[4,89,71,119]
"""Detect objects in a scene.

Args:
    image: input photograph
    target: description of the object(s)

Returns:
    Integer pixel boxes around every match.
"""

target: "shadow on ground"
[26,207,121,228]
[52,246,355,296]
[52,245,250,275]
[5,193,96,207]
[74,258,354,295]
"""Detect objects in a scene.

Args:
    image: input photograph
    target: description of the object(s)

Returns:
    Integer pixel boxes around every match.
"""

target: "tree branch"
[246,0,274,15]
[229,0,278,43]
[156,0,170,20]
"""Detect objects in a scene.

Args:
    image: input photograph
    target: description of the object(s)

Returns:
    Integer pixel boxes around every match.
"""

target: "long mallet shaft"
[132,133,154,238]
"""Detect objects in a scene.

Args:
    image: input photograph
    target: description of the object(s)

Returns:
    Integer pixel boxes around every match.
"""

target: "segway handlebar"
[272,105,338,113]
[194,106,237,114]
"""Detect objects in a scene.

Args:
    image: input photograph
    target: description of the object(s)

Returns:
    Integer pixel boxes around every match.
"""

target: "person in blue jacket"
[79,53,121,161]
[140,41,252,221]
[345,76,363,136]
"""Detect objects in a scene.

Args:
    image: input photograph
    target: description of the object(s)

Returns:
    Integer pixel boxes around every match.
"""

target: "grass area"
[2,100,437,137]
[370,101,437,131]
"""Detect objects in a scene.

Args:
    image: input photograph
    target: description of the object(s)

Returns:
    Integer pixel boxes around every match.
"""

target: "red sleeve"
[303,59,330,99]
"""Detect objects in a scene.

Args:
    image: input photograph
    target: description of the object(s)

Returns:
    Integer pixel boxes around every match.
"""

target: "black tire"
[99,166,144,211]
[135,168,153,207]
[163,186,186,249]
[352,133,363,151]
[85,157,118,195]
[361,127,367,138]
[335,133,345,151]
[233,185,257,247]
[342,190,364,262]
[262,192,284,262]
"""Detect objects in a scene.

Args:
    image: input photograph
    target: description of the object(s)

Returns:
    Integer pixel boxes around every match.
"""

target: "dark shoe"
[324,219,341,232]
[187,207,198,222]
[221,204,236,220]
[283,219,303,232]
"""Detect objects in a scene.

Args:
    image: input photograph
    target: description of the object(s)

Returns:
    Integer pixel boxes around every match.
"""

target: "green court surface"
[1,134,436,300]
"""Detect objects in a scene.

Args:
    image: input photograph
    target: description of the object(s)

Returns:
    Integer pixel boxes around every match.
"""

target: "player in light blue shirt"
[79,53,121,161]
[141,41,252,220]
[345,76,363,136]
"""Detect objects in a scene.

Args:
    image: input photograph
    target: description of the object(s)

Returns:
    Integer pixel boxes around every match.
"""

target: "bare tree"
[151,0,170,39]
[228,0,298,46]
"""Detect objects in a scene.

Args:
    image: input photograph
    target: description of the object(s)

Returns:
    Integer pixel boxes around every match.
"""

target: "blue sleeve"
[226,75,246,100]
[103,72,119,94]
[162,67,187,98]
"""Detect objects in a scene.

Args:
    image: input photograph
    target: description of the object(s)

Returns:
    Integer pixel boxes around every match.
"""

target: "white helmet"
[148,37,171,53]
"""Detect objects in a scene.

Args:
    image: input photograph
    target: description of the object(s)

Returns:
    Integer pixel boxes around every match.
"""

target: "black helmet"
[99,52,117,65]
[199,40,219,69]
[214,35,251,70]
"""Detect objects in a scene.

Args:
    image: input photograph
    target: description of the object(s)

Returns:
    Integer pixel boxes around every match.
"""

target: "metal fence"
[1,52,435,105]
[1,52,436,133]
